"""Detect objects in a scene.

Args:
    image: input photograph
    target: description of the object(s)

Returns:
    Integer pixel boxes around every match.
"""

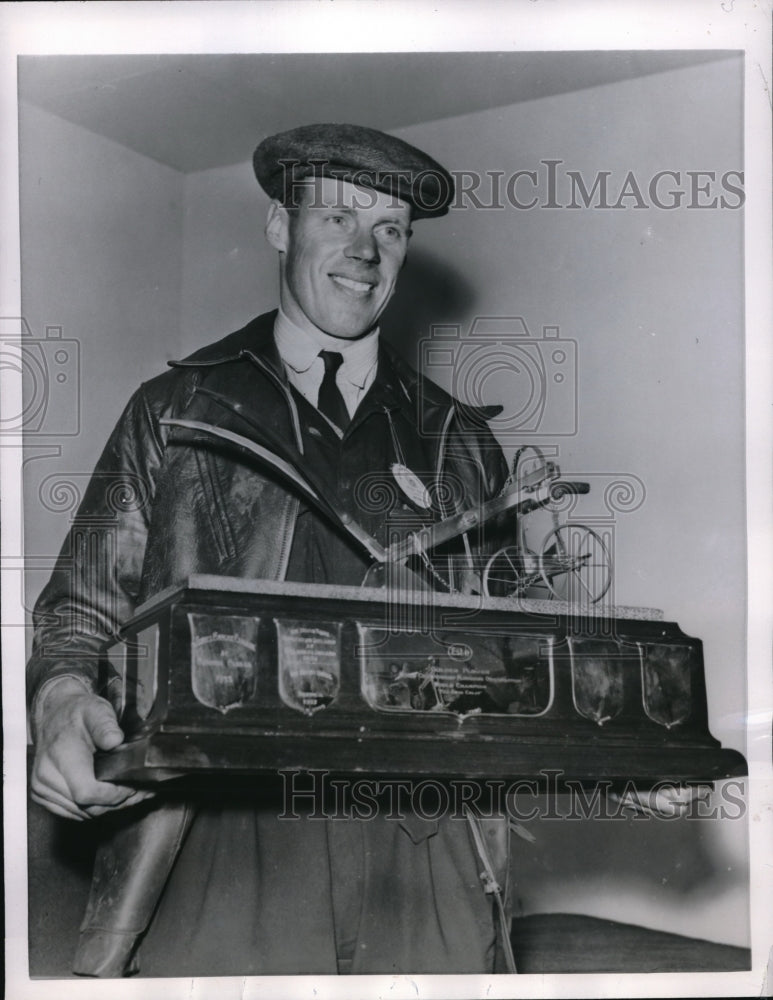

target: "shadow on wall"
[508,788,750,948]
[381,246,478,365]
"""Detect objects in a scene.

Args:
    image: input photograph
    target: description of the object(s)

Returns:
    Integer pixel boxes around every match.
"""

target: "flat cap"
[253,123,454,219]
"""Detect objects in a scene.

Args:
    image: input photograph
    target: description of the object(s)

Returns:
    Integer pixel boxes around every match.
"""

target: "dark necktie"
[317,350,349,430]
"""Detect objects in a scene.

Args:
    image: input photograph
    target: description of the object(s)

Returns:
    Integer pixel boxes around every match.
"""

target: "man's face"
[267,176,412,339]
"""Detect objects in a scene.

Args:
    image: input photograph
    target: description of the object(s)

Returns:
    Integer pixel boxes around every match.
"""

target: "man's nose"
[344,228,380,264]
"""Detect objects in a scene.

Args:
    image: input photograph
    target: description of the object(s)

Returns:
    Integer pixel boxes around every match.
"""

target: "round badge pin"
[391,463,432,509]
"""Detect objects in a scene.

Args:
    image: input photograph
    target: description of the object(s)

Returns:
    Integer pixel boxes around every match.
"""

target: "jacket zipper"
[274,494,300,582]
[241,349,305,455]
[435,403,456,517]
[240,349,306,580]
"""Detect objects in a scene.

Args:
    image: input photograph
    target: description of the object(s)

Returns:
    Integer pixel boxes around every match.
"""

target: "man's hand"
[31,678,155,821]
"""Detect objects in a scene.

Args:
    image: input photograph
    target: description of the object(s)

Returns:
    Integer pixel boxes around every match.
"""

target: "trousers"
[135,791,497,976]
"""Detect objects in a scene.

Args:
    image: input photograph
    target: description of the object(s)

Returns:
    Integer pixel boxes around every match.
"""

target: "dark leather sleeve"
[26,380,171,718]
[446,414,510,554]
[72,800,196,977]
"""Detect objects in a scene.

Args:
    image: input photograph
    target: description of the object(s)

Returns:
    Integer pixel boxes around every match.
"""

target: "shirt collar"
[274,308,379,388]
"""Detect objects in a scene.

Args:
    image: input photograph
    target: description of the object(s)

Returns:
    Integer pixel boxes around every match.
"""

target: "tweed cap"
[253,123,454,219]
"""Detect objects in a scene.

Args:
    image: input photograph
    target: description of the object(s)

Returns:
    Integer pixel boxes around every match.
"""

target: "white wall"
[179,163,276,346]
[19,102,185,626]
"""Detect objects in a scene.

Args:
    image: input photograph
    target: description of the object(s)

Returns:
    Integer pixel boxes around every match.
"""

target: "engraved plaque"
[188,613,258,713]
[276,619,341,715]
[570,637,627,726]
[642,642,693,728]
[359,627,553,717]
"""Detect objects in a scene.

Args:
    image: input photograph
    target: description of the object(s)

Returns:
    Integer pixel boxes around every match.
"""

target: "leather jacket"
[27,310,512,976]
[29,308,507,712]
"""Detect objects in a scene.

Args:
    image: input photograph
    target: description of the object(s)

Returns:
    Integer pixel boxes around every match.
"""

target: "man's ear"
[265,200,290,253]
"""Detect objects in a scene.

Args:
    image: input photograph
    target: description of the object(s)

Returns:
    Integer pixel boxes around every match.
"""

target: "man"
[27,124,511,976]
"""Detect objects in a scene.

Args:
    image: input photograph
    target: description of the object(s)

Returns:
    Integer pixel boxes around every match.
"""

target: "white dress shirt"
[273,309,379,419]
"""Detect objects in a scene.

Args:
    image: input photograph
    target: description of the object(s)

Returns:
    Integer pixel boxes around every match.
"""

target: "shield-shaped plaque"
[188,613,258,713]
[570,637,626,726]
[641,642,693,728]
[276,620,341,715]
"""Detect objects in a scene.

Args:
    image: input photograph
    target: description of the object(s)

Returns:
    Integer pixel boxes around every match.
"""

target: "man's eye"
[378,226,404,241]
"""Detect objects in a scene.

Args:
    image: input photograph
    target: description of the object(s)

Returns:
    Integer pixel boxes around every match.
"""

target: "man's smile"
[329,273,376,295]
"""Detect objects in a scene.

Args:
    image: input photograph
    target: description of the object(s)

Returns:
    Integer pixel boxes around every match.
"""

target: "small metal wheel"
[538,524,612,604]
[482,544,542,598]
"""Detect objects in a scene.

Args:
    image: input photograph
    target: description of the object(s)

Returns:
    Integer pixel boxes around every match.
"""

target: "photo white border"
[2,2,771,998]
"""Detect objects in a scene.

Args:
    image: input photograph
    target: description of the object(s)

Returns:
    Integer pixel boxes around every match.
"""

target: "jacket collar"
[169,310,284,378]
[169,309,502,421]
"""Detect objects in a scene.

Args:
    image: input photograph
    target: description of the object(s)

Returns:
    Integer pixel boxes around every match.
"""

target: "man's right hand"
[30,678,155,821]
